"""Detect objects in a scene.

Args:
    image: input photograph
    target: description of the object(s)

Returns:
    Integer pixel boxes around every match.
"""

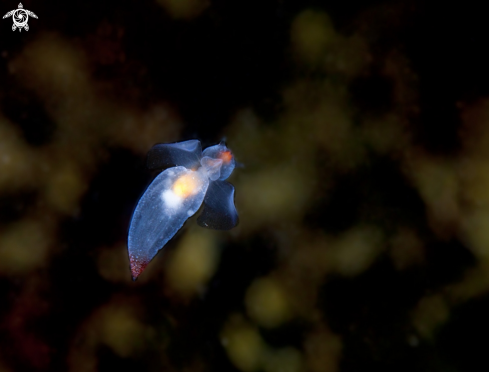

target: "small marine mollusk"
[128,140,238,280]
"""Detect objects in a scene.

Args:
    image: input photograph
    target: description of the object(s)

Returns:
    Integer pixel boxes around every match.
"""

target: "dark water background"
[1,0,489,371]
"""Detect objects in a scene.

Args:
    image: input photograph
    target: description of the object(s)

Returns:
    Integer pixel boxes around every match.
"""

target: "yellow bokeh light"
[166,228,219,297]
[291,10,336,64]
[157,0,209,20]
[172,174,199,198]
[221,315,266,372]
[245,277,291,328]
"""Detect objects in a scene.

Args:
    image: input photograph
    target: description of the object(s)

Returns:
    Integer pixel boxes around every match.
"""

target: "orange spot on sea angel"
[130,254,149,281]
[172,174,199,198]
[220,151,233,163]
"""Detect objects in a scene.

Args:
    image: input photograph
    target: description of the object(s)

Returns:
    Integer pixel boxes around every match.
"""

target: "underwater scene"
[1,1,489,371]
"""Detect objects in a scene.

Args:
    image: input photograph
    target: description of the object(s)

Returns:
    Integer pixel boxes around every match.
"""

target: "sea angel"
[128,140,238,280]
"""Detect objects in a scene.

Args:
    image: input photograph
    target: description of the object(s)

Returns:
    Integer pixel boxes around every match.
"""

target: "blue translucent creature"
[128,140,238,280]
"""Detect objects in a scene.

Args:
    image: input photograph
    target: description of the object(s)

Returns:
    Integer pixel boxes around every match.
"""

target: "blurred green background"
[2,0,489,371]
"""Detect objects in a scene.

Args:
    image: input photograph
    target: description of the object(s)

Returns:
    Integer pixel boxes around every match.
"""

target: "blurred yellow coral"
[0,218,53,276]
[291,10,336,64]
[100,306,153,357]
[412,294,450,340]
[262,347,303,372]
[221,315,266,372]
[0,117,36,191]
[43,163,87,215]
[326,225,384,277]
[166,227,220,296]
[407,155,459,238]
[157,0,209,20]
[221,314,308,372]
[68,299,159,372]
[447,261,489,303]
[9,33,91,102]
[97,244,134,284]
[245,276,291,328]
[236,166,310,234]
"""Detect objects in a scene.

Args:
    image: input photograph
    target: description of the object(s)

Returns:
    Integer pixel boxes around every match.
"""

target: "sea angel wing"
[147,140,202,170]
[128,166,209,280]
[197,180,238,230]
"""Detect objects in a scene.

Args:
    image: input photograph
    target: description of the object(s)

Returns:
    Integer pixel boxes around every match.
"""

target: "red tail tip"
[129,254,148,281]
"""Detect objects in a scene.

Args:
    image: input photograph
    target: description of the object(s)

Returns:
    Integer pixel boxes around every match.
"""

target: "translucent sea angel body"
[128,140,238,280]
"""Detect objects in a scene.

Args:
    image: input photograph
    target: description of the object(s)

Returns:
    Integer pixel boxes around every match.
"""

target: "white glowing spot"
[162,189,182,209]
[187,209,194,216]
